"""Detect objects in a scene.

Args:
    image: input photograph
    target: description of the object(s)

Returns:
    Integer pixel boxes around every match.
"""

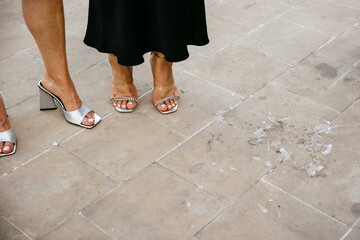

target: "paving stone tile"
[1,96,84,171]
[173,49,207,72]
[136,72,243,137]
[0,0,22,22]
[337,0,360,9]
[224,85,338,143]
[159,120,288,203]
[274,27,360,112]
[61,112,186,182]
[0,218,29,240]
[196,182,347,240]
[0,147,116,239]
[235,19,331,65]
[207,0,291,29]
[82,163,227,240]
[280,0,360,36]
[0,160,13,177]
[330,98,360,154]
[190,45,288,97]
[73,61,152,117]
[346,220,360,240]
[42,214,112,240]
[0,20,35,60]
[0,53,43,108]
[190,13,249,56]
[264,139,360,225]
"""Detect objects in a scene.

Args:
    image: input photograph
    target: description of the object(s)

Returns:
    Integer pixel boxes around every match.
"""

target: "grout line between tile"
[0,147,53,180]
[155,118,217,163]
[1,216,33,240]
[329,69,352,89]
[78,212,116,240]
[39,217,72,240]
[339,217,360,240]
[261,178,348,227]
[183,70,244,98]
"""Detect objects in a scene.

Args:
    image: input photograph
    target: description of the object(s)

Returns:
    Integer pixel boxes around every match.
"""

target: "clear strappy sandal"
[151,52,180,115]
[153,95,180,114]
[0,128,16,157]
[38,81,101,129]
[110,96,138,113]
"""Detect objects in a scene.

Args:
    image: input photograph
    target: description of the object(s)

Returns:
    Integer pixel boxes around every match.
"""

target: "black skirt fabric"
[84,0,209,66]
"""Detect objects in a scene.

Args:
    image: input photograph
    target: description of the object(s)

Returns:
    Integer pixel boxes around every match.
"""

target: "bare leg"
[150,52,178,112]
[108,54,138,110]
[0,95,14,154]
[22,0,94,126]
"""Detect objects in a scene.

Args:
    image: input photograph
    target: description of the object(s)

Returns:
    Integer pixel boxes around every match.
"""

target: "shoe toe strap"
[110,97,138,103]
[64,104,93,125]
[154,96,180,107]
[0,128,16,144]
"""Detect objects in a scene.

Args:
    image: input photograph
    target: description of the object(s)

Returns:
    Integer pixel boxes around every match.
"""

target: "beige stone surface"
[82,164,227,240]
[207,0,291,29]
[0,217,29,240]
[190,45,289,97]
[42,214,112,240]
[330,98,360,155]
[0,147,116,239]
[274,27,360,112]
[61,112,186,182]
[346,220,360,240]
[280,0,360,36]
[160,120,286,203]
[235,19,331,65]
[265,141,360,225]
[0,20,35,60]
[0,53,43,108]
[190,13,249,56]
[1,0,359,239]
[197,182,347,240]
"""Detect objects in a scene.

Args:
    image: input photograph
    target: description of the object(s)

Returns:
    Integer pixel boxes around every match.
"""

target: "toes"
[81,111,95,126]
[121,100,127,109]
[116,100,122,109]
[3,142,14,154]
[157,103,168,112]
[170,99,176,107]
[165,100,172,110]
[127,100,136,109]
[0,142,4,154]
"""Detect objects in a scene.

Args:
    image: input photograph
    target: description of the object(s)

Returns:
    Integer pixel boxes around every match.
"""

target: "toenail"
[117,104,121,107]
[0,149,2,153]
[122,105,126,108]
[128,102,133,104]
[161,104,166,107]
[3,146,10,151]
[172,104,175,107]
[88,118,94,122]
[168,105,171,108]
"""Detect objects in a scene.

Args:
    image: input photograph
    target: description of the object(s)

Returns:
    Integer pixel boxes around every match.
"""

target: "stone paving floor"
[0,0,360,239]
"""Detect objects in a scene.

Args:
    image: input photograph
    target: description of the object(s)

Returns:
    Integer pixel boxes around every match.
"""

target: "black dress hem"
[83,39,210,66]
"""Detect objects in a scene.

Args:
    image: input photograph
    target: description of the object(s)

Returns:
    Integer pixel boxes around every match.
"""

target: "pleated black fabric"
[84,0,209,66]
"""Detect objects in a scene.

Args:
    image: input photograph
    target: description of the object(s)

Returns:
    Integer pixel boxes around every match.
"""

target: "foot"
[109,54,138,111]
[41,74,95,126]
[0,96,14,155]
[150,52,179,113]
